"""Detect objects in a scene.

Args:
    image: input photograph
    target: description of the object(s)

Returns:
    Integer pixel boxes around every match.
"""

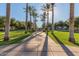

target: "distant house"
[55,26,68,30]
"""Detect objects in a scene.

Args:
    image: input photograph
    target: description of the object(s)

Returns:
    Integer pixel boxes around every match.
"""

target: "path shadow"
[41,32,48,56]
[0,32,42,56]
[52,33,75,56]
[17,42,40,56]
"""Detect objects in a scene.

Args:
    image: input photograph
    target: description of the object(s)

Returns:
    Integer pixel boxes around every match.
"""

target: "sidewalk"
[0,32,46,56]
[48,33,79,56]
[0,32,79,56]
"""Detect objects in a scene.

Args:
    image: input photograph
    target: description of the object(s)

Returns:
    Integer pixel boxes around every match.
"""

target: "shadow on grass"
[0,32,42,56]
[74,42,79,46]
[52,33,75,56]
[0,33,31,46]
[41,32,48,56]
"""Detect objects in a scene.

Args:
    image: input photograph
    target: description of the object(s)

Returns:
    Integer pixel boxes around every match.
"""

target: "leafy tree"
[0,16,6,28]
[75,17,79,29]
[54,21,69,30]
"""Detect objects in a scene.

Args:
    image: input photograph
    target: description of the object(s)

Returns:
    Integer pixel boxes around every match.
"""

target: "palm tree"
[51,3,54,32]
[4,3,10,41]
[69,3,75,43]
[41,12,46,30]
[32,8,38,31]
[34,13,37,31]
[25,3,28,33]
[42,3,51,33]
[46,4,51,31]
[28,6,32,22]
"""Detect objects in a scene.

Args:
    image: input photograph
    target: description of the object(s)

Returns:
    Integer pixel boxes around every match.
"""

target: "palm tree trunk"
[33,17,36,31]
[30,12,32,30]
[47,11,49,31]
[34,17,36,31]
[35,17,37,31]
[4,3,10,41]
[69,3,75,43]
[30,12,32,22]
[46,10,49,34]
[44,20,45,29]
[43,12,46,30]
[51,3,54,32]
[25,3,28,32]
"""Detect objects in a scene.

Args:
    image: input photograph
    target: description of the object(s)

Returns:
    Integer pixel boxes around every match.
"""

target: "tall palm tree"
[28,6,32,23]
[41,12,46,29]
[4,3,10,41]
[69,3,75,43]
[34,13,37,31]
[51,3,54,32]
[42,4,51,32]
[46,3,51,31]
[25,3,28,33]
[41,4,47,29]
[32,8,38,31]
[28,5,33,30]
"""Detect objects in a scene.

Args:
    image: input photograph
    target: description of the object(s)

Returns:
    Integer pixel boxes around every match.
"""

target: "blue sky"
[0,3,79,28]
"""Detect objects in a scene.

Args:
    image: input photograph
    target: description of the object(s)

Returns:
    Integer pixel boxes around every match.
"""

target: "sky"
[0,3,79,28]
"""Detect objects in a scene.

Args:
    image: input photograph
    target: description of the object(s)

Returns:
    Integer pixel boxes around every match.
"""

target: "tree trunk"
[35,17,37,31]
[30,12,32,22]
[30,12,32,30]
[25,3,28,32]
[69,3,75,43]
[43,20,45,29]
[43,12,46,30]
[4,3,10,41]
[33,17,36,31]
[51,3,54,32]
[47,10,49,32]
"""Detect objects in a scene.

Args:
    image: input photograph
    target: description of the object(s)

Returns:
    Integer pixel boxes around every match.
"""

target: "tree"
[41,12,46,30]
[46,3,51,31]
[28,5,33,30]
[10,18,16,30]
[10,18,16,26]
[74,17,79,32]
[32,8,38,31]
[54,21,69,30]
[51,3,54,32]
[27,21,33,31]
[69,3,75,43]
[25,3,28,32]
[0,16,6,28]
[42,4,51,31]
[4,3,10,41]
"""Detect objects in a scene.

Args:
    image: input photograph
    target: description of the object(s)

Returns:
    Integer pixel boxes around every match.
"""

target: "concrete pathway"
[0,32,46,56]
[48,33,79,56]
[0,32,79,56]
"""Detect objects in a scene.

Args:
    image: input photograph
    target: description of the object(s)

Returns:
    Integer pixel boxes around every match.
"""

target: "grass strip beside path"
[0,30,32,46]
[48,31,79,46]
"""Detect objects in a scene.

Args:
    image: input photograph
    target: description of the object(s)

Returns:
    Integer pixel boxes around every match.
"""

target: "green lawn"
[48,31,79,46]
[0,30,32,45]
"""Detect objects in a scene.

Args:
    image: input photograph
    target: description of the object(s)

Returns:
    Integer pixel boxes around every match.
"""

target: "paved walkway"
[0,32,79,56]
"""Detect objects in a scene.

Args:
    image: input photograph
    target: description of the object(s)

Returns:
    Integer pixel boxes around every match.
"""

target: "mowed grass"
[0,30,32,45]
[48,31,79,46]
